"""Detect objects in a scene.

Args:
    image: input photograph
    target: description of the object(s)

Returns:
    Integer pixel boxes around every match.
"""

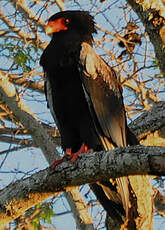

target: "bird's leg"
[50,158,65,168]
[66,143,92,163]
[50,149,73,169]
[50,143,92,168]
[50,149,72,169]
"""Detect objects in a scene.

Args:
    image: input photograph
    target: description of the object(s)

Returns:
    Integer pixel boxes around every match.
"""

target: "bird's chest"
[46,66,90,131]
[41,38,81,71]
[46,65,85,112]
[49,65,81,91]
[41,39,86,108]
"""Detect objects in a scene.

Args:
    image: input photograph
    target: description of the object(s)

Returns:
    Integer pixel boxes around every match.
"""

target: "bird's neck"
[52,30,93,47]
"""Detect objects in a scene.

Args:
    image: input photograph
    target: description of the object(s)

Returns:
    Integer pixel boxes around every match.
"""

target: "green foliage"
[0,38,39,72]
[31,202,55,229]
[152,59,160,68]
[14,51,30,71]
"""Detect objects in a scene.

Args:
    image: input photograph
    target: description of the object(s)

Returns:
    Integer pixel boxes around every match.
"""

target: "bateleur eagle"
[40,10,139,227]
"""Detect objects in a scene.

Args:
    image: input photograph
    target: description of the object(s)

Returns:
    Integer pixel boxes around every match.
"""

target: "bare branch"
[0,71,58,163]
[0,145,164,228]
[0,8,45,49]
[126,0,165,76]
[8,72,44,94]
[129,101,165,145]
[7,0,46,28]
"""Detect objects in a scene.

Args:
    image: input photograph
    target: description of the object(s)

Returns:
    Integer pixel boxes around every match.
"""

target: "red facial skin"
[45,17,68,34]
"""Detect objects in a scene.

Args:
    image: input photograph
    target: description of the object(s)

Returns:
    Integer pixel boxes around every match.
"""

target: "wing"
[79,42,127,148]
[79,42,132,218]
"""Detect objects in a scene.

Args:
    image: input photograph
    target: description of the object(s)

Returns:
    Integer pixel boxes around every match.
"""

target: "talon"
[50,158,64,169]
[50,144,93,168]
[66,148,72,156]
[68,143,93,163]
[78,143,91,154]
[70,153,79,163]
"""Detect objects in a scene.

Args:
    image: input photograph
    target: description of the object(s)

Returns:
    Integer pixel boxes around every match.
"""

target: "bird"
[40,10,139,228]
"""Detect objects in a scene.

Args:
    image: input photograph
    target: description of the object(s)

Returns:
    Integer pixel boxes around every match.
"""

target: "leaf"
[31,202,55,227]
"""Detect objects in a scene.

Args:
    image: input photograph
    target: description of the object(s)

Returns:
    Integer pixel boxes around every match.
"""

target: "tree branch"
[129,101,165,138]
[0,8,45,49]
[129,101,165,146]
[0,71,58,163]
[0,145,165,227]
[126,0,165,76]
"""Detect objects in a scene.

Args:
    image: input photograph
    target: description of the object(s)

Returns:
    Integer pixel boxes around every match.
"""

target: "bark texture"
[0,145,165,228]
[127,0,165,76]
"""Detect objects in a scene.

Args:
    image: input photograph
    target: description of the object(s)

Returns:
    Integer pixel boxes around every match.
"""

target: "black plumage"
[40,10,138,227]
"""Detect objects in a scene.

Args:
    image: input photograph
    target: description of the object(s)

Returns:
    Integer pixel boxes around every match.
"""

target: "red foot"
[66,143,92,163]
[50,143,92,168]
[50,158,65,169]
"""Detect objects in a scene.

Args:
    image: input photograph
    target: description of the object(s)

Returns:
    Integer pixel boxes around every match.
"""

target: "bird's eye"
[65,18,70,25]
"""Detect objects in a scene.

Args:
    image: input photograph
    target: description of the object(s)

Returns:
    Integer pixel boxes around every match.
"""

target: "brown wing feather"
[80,42,127,147]
[80,42,130,217]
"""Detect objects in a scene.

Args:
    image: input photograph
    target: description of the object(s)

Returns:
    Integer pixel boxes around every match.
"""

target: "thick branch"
[0,71,58,163]
[129,101,165,138]
[0,145,165,227]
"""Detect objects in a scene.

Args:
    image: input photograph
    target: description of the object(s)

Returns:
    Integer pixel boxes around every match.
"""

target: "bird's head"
[45,10,97,39]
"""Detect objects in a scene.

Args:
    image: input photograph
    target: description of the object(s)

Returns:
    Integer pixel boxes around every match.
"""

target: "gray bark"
[0,145,165,227]
[127,0,165,76]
